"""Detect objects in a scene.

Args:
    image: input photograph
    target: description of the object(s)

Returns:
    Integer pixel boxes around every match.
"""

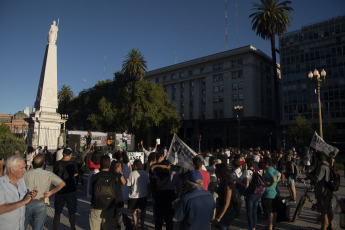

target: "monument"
[26,20,67,150]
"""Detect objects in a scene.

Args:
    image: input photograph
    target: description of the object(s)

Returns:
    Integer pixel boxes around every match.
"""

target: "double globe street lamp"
[308,69,326,139]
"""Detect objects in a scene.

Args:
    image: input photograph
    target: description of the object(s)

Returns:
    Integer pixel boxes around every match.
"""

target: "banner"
[310,131,339,157]
[127,152,144,165]
[67,130,107,146]
[166,134,197,170]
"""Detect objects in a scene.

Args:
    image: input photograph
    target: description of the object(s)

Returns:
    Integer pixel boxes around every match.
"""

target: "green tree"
[286,114,313,148]
[0,124,26,159]
[58,84,75,114]
[121,49,147,133]
[250,0,293,148]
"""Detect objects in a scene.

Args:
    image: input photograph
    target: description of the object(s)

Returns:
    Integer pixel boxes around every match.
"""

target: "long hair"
[215,163,234,189]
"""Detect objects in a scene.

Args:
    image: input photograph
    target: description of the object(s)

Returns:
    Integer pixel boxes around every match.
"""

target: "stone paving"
[29,167,345,230]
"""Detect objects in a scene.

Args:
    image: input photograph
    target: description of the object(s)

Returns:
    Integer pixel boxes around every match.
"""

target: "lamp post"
[308,69,326,139]
[234,105,243,149]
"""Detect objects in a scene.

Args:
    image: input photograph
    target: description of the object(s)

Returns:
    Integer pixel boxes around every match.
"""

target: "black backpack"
[92,172,116,210]
[324,164,340,192]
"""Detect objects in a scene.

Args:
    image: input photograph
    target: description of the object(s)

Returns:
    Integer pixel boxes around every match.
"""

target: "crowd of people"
[0,141,342,230]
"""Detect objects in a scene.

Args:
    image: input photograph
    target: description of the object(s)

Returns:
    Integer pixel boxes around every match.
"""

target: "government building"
[145,45,278,150]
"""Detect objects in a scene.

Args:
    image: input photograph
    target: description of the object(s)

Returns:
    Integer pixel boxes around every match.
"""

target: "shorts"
[128,197,147,210]
[288,177,295,184]
[261,197,276,214]
[54,192,77,214]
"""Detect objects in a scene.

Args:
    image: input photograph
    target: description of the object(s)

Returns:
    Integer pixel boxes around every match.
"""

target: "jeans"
[24,200,47,230]
[245,193,262,230]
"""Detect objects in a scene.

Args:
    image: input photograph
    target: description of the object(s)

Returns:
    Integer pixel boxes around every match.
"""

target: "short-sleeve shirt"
[262,166,279,199]
[198,169,210,191]
[313,161,331,198]
[231,167,243,183]
[243,169,254,183]
[53,160,78,194]
[24,168,63,199]
[127,169,150,199]
[0,175,28,230]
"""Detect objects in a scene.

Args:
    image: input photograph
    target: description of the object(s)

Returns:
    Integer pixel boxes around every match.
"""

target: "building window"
[171,73,177,80]
[180,72,185,78]
[213,96,219,102]
[214,86,219,93]
[181,92,184,98]
[213,63,223,70]
[202,89,206,95]
[191,81,194,87]
[233,94,238,101]
[219,74,224,81]
[188,70,193,76]
[239,93,244,100]
[219,96,224,102]
[190,100,194,107]
[202,78,206,85]
[155,78,159,83]
[200,67,205,74]
[202,97,206,105]
[173,84,176,89]
[232,83,237,90]
[163,76,166,82]
[213,75,219,82]
[172,93,176,99]
[219,109,224,118]
[232,71,237,79]
[232,59,242,67]
[238,70,243,78]
[238,82,244,89]
[191,90,194,96]
[181,82,184,88]
[219,85,224,92]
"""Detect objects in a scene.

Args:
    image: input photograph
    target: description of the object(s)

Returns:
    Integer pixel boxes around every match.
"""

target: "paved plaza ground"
[31,167,345,230]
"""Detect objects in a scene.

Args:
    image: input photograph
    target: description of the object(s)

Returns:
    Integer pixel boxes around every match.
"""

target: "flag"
[310,131,339,157]
[167,134,197,170]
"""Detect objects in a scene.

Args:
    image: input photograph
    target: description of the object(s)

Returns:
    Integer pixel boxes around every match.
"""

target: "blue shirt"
[174,188,215,230]
[0,174,28,230]
[262,166,279,199]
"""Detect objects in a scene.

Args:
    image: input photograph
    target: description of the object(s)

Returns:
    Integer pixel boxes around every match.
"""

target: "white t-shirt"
[303,153,311,166]
[231,167,243,183]
[243,169,254,183]
[56,149,64,161]
[127,169,150,199]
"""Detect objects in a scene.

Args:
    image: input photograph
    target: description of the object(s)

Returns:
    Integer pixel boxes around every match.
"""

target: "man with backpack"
[305,151,335,230]
[88,155,117,230]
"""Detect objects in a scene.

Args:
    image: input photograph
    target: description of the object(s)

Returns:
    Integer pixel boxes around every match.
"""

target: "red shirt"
[198,169,210,191]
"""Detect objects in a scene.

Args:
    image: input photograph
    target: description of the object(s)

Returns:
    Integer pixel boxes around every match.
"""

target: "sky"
[1,0,344,115]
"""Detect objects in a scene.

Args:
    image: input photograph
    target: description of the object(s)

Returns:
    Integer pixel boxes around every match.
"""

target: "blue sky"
[1,0,344,115]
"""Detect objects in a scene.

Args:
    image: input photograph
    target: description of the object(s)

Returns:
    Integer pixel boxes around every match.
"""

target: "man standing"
[261,158,281,230]
[141,140,158,163]
[53,148,78,230]
[305,151,334,230]
[193,156,210,190]
[0,156,38,230]
[24,155,66,230]
[89,155,117,230]
[174,170,215,230]
[127,159,150,230]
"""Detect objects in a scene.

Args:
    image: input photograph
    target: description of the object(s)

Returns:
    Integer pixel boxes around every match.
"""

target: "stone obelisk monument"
[26,20,67,149]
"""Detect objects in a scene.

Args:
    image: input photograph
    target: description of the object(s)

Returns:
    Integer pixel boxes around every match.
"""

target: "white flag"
[167,134,197,170]
[310,131,339,157]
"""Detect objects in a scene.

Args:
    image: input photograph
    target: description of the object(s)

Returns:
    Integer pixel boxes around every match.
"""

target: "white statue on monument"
[48,20,58,45]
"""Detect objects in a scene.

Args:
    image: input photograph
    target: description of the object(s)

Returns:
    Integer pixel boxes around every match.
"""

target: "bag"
[92,172,116,210]
[246,171,266,195]
[324,164,340,192]
[275,196,290,222]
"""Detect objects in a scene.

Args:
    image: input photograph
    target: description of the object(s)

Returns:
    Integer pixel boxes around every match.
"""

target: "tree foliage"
[286,114,313,148]
[0,124,26,159]
[58,84,75,114]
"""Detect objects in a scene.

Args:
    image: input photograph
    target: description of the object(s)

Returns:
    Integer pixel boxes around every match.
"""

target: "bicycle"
[292,186,339,222]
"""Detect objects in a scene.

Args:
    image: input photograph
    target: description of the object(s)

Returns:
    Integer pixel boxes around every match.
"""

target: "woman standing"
[214,164,237,230]
[25,146,35,170]
[285,154,297,202]
[243,158,262,230]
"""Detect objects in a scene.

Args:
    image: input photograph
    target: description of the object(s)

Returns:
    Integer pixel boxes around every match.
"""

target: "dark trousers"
[75,163,84,184]
[154,190,176,230]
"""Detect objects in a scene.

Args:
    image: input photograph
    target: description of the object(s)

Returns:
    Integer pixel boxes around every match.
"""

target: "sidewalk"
[32,168,345,230]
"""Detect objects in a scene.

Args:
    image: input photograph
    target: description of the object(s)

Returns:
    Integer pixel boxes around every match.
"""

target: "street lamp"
[308,69,326,139]
[234,105,243,149]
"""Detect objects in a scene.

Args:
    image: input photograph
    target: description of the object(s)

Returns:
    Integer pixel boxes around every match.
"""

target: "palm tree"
[250,0,293,148]
[122,49,147,133]
[58,84,75,114]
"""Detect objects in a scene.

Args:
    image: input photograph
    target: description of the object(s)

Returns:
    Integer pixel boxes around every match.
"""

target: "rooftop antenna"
[236,0,239,48]
[225,0,228,50]
[103,51,107,81]
[83,78,86,90]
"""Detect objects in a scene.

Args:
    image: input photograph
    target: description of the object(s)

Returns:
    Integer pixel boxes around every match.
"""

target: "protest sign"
[310,131,339,156]
[127,152,144,164]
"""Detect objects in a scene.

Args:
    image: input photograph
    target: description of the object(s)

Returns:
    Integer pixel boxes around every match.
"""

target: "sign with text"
[310,132,339,157]
[127,152,144,164]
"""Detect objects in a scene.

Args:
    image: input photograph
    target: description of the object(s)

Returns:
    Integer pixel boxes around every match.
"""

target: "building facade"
[0,112,29,138]
[145,45,277,150]
[280,15,345,143]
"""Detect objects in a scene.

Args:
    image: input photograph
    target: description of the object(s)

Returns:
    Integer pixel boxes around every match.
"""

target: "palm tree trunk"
[270,36,281,149]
